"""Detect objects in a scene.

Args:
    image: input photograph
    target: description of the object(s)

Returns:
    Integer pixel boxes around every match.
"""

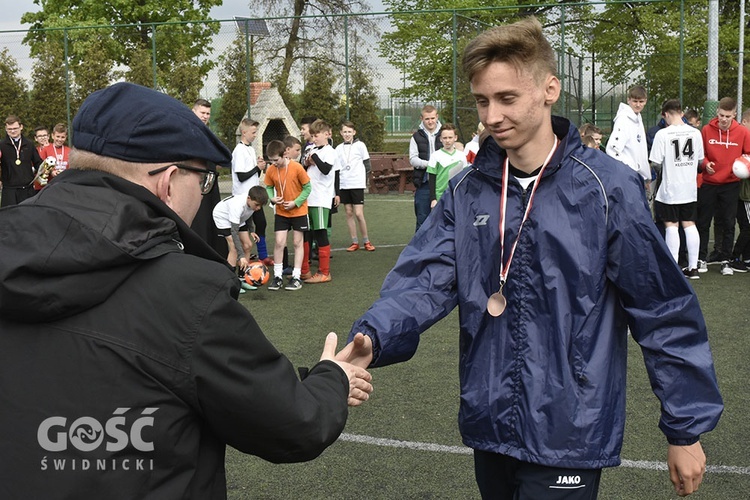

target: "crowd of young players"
[580,89,750,280]
[4,90,749,289]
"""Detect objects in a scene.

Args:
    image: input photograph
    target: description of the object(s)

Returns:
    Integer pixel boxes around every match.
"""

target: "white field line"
[339,433,750,476]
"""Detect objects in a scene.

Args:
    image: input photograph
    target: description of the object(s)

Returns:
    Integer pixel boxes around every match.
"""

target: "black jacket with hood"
[0,169,349,498]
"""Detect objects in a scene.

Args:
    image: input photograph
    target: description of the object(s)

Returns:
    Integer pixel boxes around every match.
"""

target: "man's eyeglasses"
[148,163,216,195]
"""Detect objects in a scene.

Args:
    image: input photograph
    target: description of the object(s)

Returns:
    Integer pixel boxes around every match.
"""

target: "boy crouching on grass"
[264,138,311,291]
[212,185,268,291]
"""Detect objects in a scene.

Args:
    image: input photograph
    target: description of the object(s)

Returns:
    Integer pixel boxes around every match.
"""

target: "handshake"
[319,332,373,406]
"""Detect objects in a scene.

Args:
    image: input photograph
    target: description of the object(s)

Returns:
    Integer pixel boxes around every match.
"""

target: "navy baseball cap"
[72,82,231,169]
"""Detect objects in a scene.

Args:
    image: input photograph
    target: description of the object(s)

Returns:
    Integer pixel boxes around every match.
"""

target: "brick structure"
[235,83,301,157]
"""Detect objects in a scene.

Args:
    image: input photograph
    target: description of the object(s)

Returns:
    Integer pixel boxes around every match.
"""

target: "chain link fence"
[0,3,725,151]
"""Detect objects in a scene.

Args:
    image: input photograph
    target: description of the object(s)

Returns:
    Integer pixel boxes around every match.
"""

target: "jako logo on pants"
[37,407,158,453]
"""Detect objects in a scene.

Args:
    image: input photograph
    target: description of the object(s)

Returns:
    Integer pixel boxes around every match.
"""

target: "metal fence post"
[152,24,158,89]
[345,14,350,121]
[64,29,71,136]
[452,10,458,125]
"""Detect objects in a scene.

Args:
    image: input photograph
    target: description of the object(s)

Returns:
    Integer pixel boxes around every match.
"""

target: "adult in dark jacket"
[189,98,229,259]
[346,18,721,499]
[409,105,442,232]
[0,114,42,206]
[0,82,372,499]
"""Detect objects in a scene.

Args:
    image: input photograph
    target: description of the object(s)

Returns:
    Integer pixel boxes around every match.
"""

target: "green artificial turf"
[228,193,750,499]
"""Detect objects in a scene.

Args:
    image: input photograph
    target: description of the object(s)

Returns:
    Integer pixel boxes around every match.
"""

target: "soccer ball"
[732,155,750,179]
[244,261,270,286]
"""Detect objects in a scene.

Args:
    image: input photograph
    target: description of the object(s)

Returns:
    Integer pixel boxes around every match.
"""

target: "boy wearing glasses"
[265,137,311,290]
[33,126,49,155]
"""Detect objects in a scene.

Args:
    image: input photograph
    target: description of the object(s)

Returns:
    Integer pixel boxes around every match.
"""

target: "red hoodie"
[701,117,750,185]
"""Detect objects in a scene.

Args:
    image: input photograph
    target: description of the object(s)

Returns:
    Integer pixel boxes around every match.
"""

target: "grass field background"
[226,192,750,499]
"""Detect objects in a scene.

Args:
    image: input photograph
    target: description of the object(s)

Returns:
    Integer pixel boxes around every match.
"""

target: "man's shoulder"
[20,138,37,150]
[154,251,236,291]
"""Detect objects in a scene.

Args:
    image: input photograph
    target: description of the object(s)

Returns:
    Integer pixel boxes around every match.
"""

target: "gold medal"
[15,159,21,165]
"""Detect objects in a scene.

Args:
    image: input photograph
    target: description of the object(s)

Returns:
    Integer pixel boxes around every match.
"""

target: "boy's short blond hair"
[309,119,332,135]
[239,118,259,132]
[421,105,438,116]
[462,17,556,85]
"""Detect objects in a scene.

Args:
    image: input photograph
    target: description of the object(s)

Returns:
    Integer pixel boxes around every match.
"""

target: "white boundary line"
[339,433,750,475]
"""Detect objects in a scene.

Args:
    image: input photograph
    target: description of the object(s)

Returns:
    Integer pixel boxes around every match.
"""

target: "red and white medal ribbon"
[487,137,559,317]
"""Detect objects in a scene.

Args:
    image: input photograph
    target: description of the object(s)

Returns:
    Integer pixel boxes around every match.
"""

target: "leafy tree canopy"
[0,49,29,124]
[21,0,222,105]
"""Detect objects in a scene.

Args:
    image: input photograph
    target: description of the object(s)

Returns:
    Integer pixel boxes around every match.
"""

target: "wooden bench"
[368,153,416,194]
[392,157,415,194]
[368,154,401,194]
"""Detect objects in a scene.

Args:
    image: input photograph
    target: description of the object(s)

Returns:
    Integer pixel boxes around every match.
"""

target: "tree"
[21,0,222,114]
[26,43,68,131]
[379,1,590,103]
[297,59,344,128]
[580,0,742,114]
[124,47,156,88]
[346,61,385,151]
[0,48,30,125]
[215,33,260,148]
[249,0,377,102]
[67,35,114,112]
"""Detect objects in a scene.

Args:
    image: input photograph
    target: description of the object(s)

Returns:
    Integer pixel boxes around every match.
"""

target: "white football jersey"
[649,123,704,204]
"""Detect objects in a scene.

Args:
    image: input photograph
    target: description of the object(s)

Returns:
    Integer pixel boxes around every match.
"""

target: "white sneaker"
[721,262,734,276]
[697,260,708,273]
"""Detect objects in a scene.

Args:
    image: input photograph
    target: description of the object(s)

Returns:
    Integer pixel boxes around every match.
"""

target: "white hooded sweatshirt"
[606,102,651,181]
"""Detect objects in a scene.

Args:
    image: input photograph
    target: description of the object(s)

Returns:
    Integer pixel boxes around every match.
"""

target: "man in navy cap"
[0,83,373,498]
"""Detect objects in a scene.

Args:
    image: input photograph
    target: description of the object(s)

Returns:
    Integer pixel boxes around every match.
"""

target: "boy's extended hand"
[320,332,373,406]
[335,333,373,370]
[668,442,706,496]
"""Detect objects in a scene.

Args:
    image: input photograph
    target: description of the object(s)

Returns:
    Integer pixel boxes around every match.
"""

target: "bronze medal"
[487,291,507,317]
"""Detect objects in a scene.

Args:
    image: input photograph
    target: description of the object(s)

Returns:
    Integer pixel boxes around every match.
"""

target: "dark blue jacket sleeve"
[605,169,723,444]
[349,194,459,366]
